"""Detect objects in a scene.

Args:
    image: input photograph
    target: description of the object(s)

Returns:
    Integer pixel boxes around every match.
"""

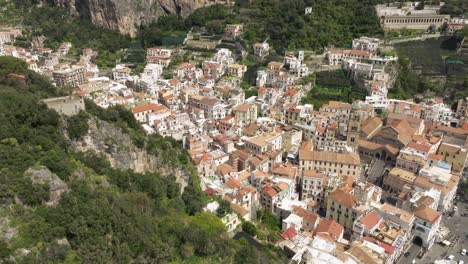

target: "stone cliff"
[71,118,190,190]
[49,0,224,37]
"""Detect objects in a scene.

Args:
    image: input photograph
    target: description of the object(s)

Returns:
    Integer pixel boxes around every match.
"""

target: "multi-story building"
[253,42,270,57]
[199,97,226,120]
[244,130,283,153]
[352,36,382,52]
[233,103,257,125]
[0,27,22,45]
[382,167,417,194]
[224,24,243,39]
[301,170,327,204]
[112,64,131,83]
[53,66,86,87]
[299,150,361,178]
[227,63,247,78]
[326,189,368,231]
[411,206,442,249]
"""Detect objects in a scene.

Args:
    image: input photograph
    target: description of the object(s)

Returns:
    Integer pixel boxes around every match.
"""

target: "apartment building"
[53,66,86,87]
[299,150,361,178]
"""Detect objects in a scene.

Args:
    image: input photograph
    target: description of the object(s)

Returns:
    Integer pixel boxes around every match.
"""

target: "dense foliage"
[139,4,240,48]
[0,56,287,263]
[241,0,384,53]
[3,1,130,67]
[301,70,366,107]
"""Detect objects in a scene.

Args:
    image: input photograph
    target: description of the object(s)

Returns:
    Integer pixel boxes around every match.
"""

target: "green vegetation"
[0,56,286,263]
[301,70,365,107]
[255,209,281,243]
[2,1,130,68]
[391,37,468,102]
[140,5,241,48]
[240,0,384,53]
[242,222,258,237]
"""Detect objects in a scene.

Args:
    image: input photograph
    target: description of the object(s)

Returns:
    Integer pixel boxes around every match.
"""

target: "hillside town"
[1,2,468,264]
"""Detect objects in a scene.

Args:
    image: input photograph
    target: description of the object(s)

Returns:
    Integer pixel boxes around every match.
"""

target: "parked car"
[448,255,455,260]
[461,248,467,256]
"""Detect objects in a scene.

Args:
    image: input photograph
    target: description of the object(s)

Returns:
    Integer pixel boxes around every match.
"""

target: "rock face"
[49,0,220,37]
[25,166,69,206]
[72,118,190,190]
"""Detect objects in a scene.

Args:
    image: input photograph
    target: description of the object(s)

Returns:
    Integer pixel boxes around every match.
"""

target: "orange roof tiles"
[314,219,344,240]
[328,189,359,208]
[359,211,381,229]
[412,206,441,224]
[226,179,241,189]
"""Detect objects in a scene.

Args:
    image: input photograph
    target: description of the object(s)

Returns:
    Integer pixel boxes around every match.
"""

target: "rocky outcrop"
[49,0,225,37]
[25,166,69,206]
[71,118,190,190]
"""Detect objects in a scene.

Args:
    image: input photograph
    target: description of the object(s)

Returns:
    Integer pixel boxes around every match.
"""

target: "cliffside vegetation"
[2,0,130,67]
[0,56,287,263]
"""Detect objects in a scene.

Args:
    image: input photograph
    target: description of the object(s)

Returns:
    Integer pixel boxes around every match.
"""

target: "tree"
[242,221,258,237]
[216,200,233,217]
[67,111,89,140]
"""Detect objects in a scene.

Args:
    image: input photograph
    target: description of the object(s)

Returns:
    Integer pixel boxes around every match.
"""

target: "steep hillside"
[47,0,222,36]
[0,56,286,263]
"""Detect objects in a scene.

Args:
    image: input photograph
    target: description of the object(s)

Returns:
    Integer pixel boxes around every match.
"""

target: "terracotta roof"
[358,139,400,155]
[293,206,320,224]
[131,103,167,113]
[379,203,414,224]
[277,182,289,191]
[226,179,241,189]
[361,117,383,138]
[201,97,220,107]
[314,219,344,240]
[263,186,278,198]
[322,101,352,110]
[432,125,468,136]
[388,113,423,129]
[427,153,442,161]
[299,151,360,165]
[233,103,250,112]
[281,227,297,240]
[414,174,459,195]
[412,206,441,224]
[231,203,249,217]
[272,164,297,179]
[407,142,431,153]
[387,119,415,146]
[328,189,359,208]
[359,211,381,229]
[218,163,235,176]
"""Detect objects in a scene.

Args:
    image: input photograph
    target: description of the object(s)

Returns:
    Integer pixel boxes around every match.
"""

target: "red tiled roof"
[379,242,395,254]
[359,211,381,230]
[281,227,297,240]
[314,219,344,240]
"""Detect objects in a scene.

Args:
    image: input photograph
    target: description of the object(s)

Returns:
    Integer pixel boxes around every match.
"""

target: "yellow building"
[382,167,417,194]
[326,189,368,230]
[299,150,361,178]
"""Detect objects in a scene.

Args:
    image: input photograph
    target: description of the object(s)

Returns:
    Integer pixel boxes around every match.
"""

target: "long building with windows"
[299,150,361,178]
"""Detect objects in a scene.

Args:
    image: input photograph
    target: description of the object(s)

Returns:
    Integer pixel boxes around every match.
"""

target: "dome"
[352,101,361,110]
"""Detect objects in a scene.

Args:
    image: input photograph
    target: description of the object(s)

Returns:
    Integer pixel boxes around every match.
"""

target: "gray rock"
[72,118,190,191]
[47,0,227,37]
[25,166,69,206]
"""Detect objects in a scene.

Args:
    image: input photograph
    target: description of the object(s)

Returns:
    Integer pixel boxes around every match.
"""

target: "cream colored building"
[227,63,247,78]
[233,103,257,125]
[382,167,417,194]
[244,130,282,153]
[299,150,361,178]
[326,189,368,230]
